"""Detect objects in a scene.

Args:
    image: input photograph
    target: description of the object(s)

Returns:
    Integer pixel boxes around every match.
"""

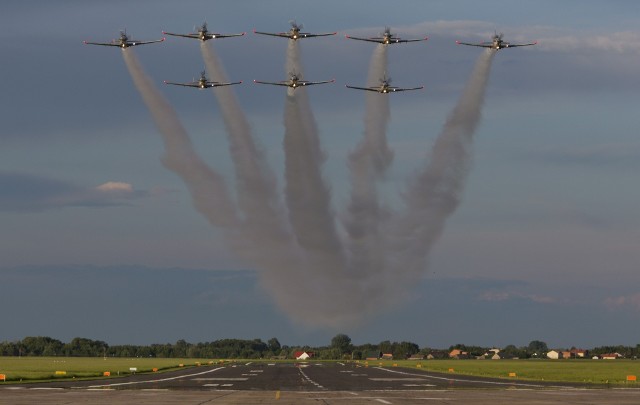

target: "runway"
[2,362,638,404]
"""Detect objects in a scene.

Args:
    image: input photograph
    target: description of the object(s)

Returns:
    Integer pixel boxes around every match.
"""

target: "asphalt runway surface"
[2,362,639,404]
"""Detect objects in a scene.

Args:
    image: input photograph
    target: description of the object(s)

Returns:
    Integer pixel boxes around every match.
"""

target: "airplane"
[346,73,423,94]
[253,72,335,89]
[162,22,245,41]
[345,27,427,44]
[456,32,537,50]
[83,30,165,48]
[164,71,241,89]
[253,20,336,40]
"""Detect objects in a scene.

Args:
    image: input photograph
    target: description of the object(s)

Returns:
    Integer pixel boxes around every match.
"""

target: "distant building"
[408,354,425,360]
[449,349,469,359]
[294,351,314,360]
[547,350,561,359]
[381,353,394,360]
[600,353,621,360]
[570,349,588,358]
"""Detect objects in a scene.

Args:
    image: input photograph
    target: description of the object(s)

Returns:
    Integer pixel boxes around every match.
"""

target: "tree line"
[1,335,638,359]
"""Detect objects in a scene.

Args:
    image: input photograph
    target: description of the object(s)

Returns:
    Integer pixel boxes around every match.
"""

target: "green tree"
[268,337,281,353]
[527,340,548,356]
[331,334,352,355]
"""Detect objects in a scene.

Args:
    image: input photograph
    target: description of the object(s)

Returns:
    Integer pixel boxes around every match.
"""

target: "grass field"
[0,357,228,382]
[363,359,640,385]
[0,357,639,385]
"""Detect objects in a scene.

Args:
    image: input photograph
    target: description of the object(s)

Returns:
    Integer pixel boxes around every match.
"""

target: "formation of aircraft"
[456,32,537,50]
[164,71,242,89]
[253,20,336,40]
[162,22,245,41]
[85,24,536,96]
[83,30,165,48]
[346,27,428,45]
[254,72,335,90]
[346,73,423,94]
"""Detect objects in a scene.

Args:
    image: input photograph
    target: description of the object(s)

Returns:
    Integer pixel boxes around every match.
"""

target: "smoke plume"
[393,49,496,283]
[122,42,496,329]
[122,49,238,230]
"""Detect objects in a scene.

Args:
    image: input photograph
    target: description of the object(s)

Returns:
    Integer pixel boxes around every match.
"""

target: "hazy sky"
[1,1,639,348]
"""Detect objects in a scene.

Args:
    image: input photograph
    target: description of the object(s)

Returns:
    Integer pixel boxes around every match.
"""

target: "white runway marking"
[377,367,546,388]
[375,399,392,404]
[87,366,224,388]
[370,378,429,382]
[191,377,248,381]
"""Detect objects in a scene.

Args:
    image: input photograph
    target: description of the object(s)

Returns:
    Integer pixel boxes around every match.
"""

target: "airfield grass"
[0,357,229,382]
[1,357,639,385]
[363,359,640,385]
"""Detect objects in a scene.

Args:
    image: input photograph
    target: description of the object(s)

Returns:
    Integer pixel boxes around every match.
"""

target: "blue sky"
[1,1,639,348]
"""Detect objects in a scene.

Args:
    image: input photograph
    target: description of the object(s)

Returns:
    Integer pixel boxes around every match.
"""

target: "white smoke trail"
[197,42,325,322]
[343,44,391,282]
[122,49,238,230]
[200,42,295,267]
[393,49,496,282]
[283,40,346,270]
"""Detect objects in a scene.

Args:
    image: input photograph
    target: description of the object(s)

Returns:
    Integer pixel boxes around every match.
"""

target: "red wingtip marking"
[331,79,335,82]
[241,32,246,36]
[534,41,538,44]
[455,40,461,44]
[83,40,87,44]
[345,34,350,38]
[239,80,243,83]
[161,37,166,41]
[163,80,168,84]
[253,80,257,83]
[252,29,257,34]
[162,31,166,34]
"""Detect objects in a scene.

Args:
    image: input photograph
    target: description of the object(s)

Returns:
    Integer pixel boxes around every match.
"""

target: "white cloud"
[604,293,640,312]
[96,181,134,193]
[479,290,557,304]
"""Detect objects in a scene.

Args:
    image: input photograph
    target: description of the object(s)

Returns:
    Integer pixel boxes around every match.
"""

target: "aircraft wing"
[129,38,165,46]
[504,42,537,48]
[395,37,428,43]
[83,41,122,47]
[389,86,424,92]
[211,81,242,87]
[253,30,291,38]
[345,35,385,44]
[163,81,200,88]
[345,85,380,92]
[455,41,492,48]
[165,81,242,88]
[208,32,246,39]
[299,79,335,86]
[162,32,200,39]
[253,80,291,87]
[299,32,337,38]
